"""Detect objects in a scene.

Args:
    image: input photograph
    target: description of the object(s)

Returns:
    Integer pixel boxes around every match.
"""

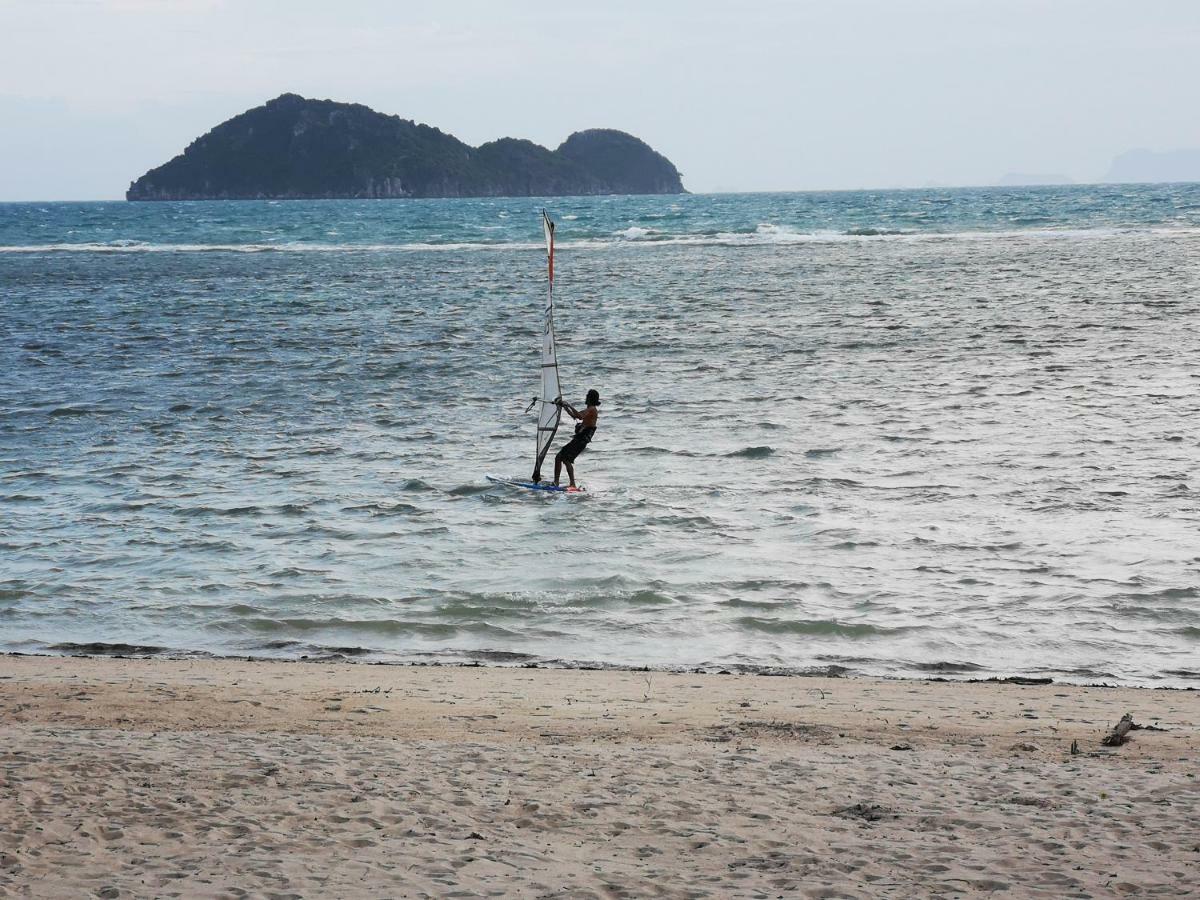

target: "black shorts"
[555,434,590,465]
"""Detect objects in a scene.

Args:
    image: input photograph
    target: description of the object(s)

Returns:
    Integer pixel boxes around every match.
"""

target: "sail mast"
[532,210,563,482]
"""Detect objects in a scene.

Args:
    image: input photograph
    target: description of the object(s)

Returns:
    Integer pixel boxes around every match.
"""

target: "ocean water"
[2,186,1199,686]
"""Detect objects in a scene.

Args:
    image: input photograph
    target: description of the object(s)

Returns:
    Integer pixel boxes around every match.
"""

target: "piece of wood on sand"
[1101,712,1134,747]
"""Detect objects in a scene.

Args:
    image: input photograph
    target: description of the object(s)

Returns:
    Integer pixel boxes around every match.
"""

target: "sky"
[1,0,1199,200]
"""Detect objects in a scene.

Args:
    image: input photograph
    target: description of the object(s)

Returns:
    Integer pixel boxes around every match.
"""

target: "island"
[1103,148,1200,184]
[126,94,685,200]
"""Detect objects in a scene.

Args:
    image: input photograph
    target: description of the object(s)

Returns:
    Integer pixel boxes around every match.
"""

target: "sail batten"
[531,210,563,482]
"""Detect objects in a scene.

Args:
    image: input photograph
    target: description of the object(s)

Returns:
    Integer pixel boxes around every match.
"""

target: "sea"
[2,186,1198,686]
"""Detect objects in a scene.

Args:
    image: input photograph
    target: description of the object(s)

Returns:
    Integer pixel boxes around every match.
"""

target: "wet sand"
[1,655,1197,898]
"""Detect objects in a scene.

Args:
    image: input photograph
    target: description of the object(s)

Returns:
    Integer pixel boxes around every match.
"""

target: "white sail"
[532,210,563,482]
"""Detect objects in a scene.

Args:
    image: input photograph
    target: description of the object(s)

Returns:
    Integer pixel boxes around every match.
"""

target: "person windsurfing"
[553,389,600,488]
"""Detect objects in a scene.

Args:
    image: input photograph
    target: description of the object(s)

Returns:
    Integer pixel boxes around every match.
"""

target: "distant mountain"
[1103,148,1200,184]
[996,173,1075,187]
[127,94,685,200]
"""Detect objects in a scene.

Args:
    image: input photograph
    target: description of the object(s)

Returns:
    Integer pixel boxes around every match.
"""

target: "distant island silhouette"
[127,94,686,201]
[1104,148,1200,184]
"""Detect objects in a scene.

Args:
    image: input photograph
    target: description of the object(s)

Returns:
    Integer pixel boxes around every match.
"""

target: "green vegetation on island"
[127,94,685,200]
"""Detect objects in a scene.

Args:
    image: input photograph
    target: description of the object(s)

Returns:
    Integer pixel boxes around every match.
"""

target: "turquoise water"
[3,185,1200,251]
[2,186,1199,684]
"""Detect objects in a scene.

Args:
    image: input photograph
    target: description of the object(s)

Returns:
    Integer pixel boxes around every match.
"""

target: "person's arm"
[556,399,582,419]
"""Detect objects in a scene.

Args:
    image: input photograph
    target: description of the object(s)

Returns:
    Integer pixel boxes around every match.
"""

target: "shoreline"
[5,649,1197,693]
[3,654,1197,897]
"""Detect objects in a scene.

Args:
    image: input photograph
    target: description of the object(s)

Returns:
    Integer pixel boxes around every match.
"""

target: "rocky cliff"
[127,94,685,200]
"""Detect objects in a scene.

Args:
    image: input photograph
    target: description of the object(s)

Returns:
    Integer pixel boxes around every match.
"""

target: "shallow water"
[2,188,1199,684]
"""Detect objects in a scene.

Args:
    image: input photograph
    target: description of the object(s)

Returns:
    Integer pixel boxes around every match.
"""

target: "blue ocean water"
[2,186,1199,685]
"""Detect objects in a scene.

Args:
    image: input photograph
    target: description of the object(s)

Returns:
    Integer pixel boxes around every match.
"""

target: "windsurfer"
[554,389,600,488]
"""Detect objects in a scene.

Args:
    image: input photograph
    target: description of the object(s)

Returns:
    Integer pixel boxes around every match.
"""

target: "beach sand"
[0,656,1196,898]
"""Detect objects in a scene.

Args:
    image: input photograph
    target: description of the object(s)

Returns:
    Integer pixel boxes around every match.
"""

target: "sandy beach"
[0,656,1196,898]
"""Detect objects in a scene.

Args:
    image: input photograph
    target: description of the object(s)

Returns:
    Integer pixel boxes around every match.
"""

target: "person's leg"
[554,453,563,485]
[567,444,587,488]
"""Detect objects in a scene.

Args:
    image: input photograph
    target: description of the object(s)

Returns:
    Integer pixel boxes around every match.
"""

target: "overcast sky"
[1,0,1198,200]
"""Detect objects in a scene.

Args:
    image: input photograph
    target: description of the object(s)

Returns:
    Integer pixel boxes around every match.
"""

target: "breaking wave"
[4,225,1200,255]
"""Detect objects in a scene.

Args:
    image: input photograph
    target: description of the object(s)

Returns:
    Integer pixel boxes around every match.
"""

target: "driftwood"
[1101,713,1134,747]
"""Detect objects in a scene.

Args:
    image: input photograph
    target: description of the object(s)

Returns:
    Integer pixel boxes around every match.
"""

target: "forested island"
[126,94,685,200]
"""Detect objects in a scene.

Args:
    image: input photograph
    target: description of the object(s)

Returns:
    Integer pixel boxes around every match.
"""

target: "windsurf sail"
[531,210,563,482]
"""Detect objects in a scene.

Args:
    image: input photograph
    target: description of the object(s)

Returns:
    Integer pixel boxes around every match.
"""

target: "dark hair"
[586,389,601,406]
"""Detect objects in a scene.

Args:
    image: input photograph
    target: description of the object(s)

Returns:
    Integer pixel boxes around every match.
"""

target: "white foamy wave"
[754,222,803,240]
[617,225,653,240]
[3,225,1199,256]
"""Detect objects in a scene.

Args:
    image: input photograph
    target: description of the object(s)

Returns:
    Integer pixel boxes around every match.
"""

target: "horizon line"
[4,180,1200,204]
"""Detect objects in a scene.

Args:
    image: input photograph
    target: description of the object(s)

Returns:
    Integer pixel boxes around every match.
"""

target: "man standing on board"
[554,389,600,488]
